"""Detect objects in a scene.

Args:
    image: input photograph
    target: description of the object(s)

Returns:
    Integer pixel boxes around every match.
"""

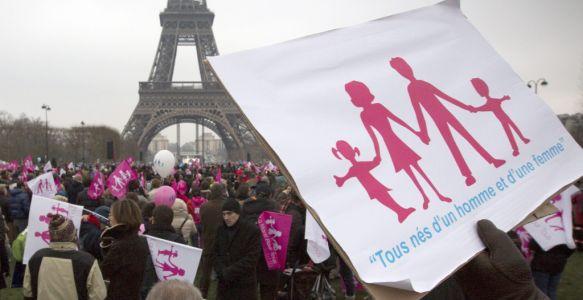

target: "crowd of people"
[0,158,579,300]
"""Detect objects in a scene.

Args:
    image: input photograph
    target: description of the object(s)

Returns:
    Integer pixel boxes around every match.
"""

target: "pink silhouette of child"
[332,139,415,223]
[389,57,505,186]
[344,81,452,210]
[469,78,530,157]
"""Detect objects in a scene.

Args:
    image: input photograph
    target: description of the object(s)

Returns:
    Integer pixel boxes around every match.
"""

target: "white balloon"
[153,150,175,178]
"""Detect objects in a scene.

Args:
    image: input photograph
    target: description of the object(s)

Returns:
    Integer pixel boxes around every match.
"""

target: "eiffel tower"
[122,0,258,161]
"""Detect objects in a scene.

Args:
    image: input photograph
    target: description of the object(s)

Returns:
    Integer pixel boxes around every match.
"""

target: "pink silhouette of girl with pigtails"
[332,140,415,223]
[344,80,452,210]
[469,78,530,157]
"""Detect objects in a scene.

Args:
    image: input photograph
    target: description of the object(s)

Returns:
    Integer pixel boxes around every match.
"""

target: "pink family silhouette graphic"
[155,245,186,280]
[469,78,530,156]
[333,57,530,223]
[35,204,69,244]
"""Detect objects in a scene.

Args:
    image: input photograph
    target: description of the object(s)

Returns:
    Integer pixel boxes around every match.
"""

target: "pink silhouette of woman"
[332,140,415,223]
[469,78,530,157]
[345,81,452,209]
[389,57,505,186]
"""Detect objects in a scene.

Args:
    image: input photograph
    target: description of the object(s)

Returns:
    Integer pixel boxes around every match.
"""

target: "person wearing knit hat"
[212,198,261,300]
[24,214,106,300]
[48,214,78,243]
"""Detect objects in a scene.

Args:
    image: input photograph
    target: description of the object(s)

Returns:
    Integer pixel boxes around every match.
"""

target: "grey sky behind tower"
[0,0,581,143]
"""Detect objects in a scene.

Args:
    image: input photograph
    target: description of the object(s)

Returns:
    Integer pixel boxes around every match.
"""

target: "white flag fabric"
[145,235,202,283]
[24,195,83,263]
[208,0,583,292]
[524,185,579,251]
[305,211,330,263]
[68,162,74,170]
[27,172,58,198]
[43,161,53,173]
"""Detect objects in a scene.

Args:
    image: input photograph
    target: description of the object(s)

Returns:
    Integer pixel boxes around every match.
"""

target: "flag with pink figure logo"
[145,235,202,283]
[524,185,579,251]
[24,195,83,263]
[208,0,583,294]
[88,171,105,200]
[43,161,53,173]
[305,211,331,263]
[27,172,58,198]
[23,155,34,172]
[9,160,19,171]
[106,160,137,199]
[258,211,292,270]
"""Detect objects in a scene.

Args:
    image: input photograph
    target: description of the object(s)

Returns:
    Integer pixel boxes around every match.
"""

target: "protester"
[100,199,149,300]
[0,203,8,289]
[529,240,574,300]
[242,181,280,299]
[10,228,27,288]
[8,181,30,234]
[197,183,227,298]
[23,214,106,300]
[171,199,197,245]
[146,279,203,300]
[142,205,186,298]
[213,198,261,300]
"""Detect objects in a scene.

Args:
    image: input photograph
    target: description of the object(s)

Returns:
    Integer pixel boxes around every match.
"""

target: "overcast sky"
[0,0,581,143]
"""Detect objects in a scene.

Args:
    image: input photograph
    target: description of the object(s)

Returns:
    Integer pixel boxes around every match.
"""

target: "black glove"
[455,219,548,300]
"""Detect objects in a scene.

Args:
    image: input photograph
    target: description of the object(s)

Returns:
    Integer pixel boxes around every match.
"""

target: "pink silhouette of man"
[469,78,530,156]
[389,57,505,186]
[332,140,415,223]
[344,81,451,209]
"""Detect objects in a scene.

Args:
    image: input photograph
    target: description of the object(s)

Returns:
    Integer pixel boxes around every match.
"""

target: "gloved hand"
[454,219,548,300]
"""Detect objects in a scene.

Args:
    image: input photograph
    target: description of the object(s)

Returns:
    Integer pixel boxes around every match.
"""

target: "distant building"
[148,134,170,154]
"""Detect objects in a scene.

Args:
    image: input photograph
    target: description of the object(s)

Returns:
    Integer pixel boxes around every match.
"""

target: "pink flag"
[106,160,137,199]
[258,211,292,270]
[9,160,19,171]
[20,166,29,183]
[126,156,135,165]
[215,167,222,183]
[24,155,34,172]
[139,172,146,190]
[88,172,105,200]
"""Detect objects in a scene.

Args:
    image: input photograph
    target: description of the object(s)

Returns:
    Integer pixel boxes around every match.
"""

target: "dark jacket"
[66,180,84,205]
[100,224,149,300]
[200,196,224,252]
[530,241,574,275]
[241,196,277,226]
[241,195,279,284]
[0,194,11,222]
[80,220,103,261]
[141,223,186,299]
[9,188,30,220]
[213,219,261,300]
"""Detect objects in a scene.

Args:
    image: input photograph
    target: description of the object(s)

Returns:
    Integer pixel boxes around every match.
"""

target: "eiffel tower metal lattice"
[122,0,258,161]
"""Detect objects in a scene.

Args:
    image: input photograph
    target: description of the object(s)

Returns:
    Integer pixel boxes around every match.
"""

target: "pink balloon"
[153,186,176,207]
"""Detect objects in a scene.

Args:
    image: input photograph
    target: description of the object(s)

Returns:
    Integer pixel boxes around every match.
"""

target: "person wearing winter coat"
[8,183,30,234]
[212,198,261,300]
[171,199,197,245]
[100,200,149,300]
[241,181,280,300]
[529,239,574,300]
[141,205,186,299]
[197,183,226,298]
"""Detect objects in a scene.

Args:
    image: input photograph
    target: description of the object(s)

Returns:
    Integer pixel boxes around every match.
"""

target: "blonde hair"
[146,280,202,300]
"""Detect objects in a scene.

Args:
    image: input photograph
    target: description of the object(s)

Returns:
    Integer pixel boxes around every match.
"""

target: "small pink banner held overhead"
[88,172,105,200]
[258,211,292,270]
[106,160,137,199]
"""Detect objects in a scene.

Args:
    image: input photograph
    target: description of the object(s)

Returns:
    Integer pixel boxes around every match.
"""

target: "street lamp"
[41,104,51,162]
[526,78,548,94]
[81,121,86,163]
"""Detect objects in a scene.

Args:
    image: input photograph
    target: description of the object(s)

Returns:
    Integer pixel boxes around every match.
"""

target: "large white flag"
[524,185,579,251]
[24,195,83,263]
[145,235,202,283]
[208,0,583,292]
[27,172,58,198]
[305,211,330,263]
